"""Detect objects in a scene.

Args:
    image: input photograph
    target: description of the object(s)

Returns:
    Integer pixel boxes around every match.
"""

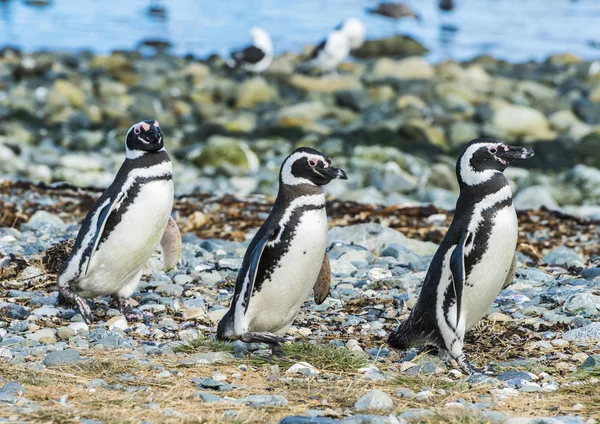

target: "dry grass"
[1,341,600,424]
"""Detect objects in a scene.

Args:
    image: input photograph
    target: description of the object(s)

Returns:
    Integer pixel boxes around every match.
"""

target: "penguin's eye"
[308,158,319,167]
[134,127,141,135]
[488,147,497,154]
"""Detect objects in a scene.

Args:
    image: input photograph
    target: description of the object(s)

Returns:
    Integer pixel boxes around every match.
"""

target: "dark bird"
[387,139,534,374]
[147,0,167,20]
[439,0,455,12]
[367,2,421,32]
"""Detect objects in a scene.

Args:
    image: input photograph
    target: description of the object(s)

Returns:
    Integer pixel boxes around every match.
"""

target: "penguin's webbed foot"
[240,332,286,357]
[59,287,94,324]
[116,297,146,322]
[456,353,487,375]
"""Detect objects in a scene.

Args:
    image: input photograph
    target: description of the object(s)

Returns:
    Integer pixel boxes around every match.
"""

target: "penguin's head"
[125,120,164,157]
[457,138,534,186]
[280,147,348,187]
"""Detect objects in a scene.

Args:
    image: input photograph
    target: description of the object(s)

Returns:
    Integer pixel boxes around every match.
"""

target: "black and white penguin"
[228,27,273,73]
[387,138,534,373]
[217,148,348,355]
[57,120,181,323]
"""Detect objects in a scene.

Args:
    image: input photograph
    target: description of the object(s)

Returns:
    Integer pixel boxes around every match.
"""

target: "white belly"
[243,208,328,335]
[463,205,518,330]
[77,179,174,298]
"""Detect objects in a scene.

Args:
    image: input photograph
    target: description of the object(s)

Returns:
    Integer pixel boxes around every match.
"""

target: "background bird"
[228,27,273,74]
[338,17,366,50]
[388,138,534,374]
[307,30,351,73]
[217,147,348,356]
[367,2,421,33]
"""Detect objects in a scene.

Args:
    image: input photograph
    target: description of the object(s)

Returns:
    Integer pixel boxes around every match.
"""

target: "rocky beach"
[0,36,600,423]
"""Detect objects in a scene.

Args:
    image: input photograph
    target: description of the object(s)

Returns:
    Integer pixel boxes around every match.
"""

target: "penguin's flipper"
[502,253,517,290]
[449,232,467,326]
[160,216,182,271]
[313,253,330,305]
[84,191,125,275]
[243,229,274,314]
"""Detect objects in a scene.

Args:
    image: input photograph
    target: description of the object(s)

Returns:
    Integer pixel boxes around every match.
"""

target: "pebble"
[178,352,234,365]
[43,349,81,367]
[353,390,393,412]
[398,408,435,421]
[237,394,288,407]
[563,323,600,342]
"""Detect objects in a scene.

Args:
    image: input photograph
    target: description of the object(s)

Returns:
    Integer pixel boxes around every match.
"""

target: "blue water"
[0,0,599,63]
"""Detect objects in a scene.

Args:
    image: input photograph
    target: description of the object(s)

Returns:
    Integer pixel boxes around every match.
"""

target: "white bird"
[228,27,273,74]
[308,30,351,73]
[338,17,366,50]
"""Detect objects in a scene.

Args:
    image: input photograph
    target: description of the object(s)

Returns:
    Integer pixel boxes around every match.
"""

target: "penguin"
[57,120,182,323]
[387,138,534,373]
[228,27,273,74]
[217,147,348,355]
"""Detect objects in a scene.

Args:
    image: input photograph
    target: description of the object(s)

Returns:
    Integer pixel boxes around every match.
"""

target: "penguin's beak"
[319,165,348,180]
[146,126,163,145]
[497,145,534,162]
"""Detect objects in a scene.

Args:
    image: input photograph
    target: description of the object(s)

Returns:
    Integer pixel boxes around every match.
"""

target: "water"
[0,0,599,63]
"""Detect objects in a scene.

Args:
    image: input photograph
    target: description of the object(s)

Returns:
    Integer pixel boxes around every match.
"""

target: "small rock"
[285,362,319,377]
[563,323,600,342]
[580,354,600,369]
[237,394,288,407]
[178,351,234,366]
[542,246,585,269]
[106,316,128,331]
[0,382,25,396]
[354,389,394,412]
[43,349,81,367]
[398,408,435,421]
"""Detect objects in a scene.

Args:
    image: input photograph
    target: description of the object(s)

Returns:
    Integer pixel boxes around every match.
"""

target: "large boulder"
[491,104,555,141]
[370,56,435,81]
[236,77,277,109]
[191,135,259,175]
[352,35,428,59]
[288,74,363,94]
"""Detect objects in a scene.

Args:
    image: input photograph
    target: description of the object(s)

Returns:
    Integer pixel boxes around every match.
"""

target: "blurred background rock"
[0,0,598,219]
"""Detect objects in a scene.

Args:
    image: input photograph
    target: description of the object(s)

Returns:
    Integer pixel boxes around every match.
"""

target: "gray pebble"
[43,349,81,367]
[354,389,393,412]
[237,394,288,407]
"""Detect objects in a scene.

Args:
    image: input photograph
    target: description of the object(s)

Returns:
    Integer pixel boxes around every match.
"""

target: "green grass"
[250,342,369,373]
[172,336,235,354]
[173,338,368,373]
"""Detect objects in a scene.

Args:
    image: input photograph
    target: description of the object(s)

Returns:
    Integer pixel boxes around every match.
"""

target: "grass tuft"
[172,336,235,354]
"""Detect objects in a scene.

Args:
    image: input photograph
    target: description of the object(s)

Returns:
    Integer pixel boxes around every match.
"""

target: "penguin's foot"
[240,332,286,357]
[271,343,285,357]
[456,353,483,375]
[59,287,94,323]
[116,297,145,322]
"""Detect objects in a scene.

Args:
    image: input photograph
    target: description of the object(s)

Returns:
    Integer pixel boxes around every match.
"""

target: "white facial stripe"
[280,152,326,186]
[459,142,501,186]
[268,193,325,247]
[464,184,513,255]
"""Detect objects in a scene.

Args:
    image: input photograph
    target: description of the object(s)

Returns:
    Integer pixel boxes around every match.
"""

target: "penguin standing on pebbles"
[57,120,181,323]
[388,138,534,373]
[217,148,347,355]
